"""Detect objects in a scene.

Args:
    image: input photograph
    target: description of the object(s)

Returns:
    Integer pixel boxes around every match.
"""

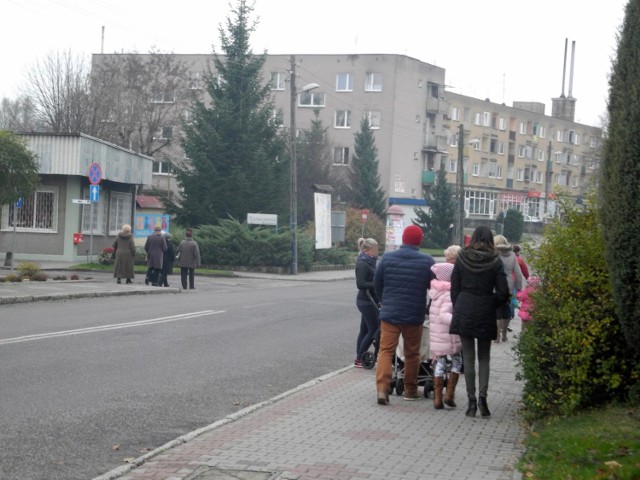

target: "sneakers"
[403,392,421,401]
[354,359,363,368]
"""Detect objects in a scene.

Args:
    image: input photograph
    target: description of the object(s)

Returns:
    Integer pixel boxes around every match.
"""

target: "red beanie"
[402,225,423,246]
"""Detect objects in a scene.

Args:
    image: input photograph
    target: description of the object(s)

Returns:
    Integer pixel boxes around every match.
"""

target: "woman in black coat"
[354,237,379,368]
[450,225,509,418]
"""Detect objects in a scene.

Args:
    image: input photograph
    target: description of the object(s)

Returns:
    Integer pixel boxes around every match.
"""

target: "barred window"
[1,187,59,232]
[109,192,132,235]
[81,188,106,235]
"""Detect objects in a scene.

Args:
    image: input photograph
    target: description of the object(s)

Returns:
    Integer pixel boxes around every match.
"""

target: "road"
[0,274,357,480]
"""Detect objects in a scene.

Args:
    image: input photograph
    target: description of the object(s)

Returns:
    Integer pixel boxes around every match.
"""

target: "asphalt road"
[0,274,357,480]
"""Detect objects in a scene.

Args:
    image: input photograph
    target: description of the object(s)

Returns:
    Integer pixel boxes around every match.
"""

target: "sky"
[1,0,629,127]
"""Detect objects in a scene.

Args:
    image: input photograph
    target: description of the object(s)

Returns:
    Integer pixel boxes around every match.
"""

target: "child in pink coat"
[516,275,539,329]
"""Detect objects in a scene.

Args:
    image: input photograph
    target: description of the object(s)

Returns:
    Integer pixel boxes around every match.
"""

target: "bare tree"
[89,50,194,158]
[25,50,92,133]
[0,96,42,132]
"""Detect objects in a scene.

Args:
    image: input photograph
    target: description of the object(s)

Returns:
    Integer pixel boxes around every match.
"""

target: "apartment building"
[91,53,601,224]
[443,92,601,222]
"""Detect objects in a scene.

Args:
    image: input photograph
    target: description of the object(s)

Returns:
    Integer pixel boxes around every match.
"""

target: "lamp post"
[289,55,318,275]
[456,124,465,247]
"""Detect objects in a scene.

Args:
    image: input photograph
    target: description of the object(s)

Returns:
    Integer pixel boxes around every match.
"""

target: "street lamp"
[455,124,479,246]
[289,55,319,275]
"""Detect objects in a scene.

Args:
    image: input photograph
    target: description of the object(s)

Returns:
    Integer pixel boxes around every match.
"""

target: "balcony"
[422,170,436,184]
[508,154,515,164]
[423,134,448,152]
[426,96,450,114]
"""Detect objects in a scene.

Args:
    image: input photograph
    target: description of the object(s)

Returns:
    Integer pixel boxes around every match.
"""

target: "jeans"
[460,336,492,398]
[375,321,423,395]
[356,303,379,360]
[180,267,195,289]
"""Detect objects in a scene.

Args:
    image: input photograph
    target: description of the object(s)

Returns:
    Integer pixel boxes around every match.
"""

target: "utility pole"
[456,123,465,246]
[544,140,552,222]
[289,55,298,275]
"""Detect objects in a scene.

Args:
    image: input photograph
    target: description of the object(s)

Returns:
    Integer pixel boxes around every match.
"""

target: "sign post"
[10,197,22,271]
[361,209,368,238]
[87,163,102,263]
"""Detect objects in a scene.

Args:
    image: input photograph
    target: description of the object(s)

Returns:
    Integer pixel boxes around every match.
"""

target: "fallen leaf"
[112,445,121,451]
[123,457,135,463]
[605,461,622,469]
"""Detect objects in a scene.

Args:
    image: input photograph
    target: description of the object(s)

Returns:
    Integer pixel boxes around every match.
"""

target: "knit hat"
[402,225,423,246]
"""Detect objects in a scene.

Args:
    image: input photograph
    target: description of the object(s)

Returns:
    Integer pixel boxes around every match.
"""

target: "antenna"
[568,40,576,98]
[560,38,568,98]
[101,26,105,54]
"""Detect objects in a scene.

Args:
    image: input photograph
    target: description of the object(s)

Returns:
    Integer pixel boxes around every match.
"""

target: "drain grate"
[186,466,279,480]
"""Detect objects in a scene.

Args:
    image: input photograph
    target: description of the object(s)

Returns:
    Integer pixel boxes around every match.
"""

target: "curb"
[92,365,354,480]
[0,288,181,305]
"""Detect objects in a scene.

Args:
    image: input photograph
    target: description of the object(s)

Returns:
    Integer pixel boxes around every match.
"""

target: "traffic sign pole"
[87,163,102,263]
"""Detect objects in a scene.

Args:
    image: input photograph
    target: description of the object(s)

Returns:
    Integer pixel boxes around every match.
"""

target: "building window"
[556,130,564,142]
[539,126,546,138]
[450,133,459,147]
[153,161,174,175]
[497,165,503,179]
[365,111,381,129]
[498,141,505,155]
[188,72,202,90]
[519,122,526,135]
[394,176,406,193]
[451,107,459,121]
[364,72,383,92]
[483,112,491,127]
[334,110,351,128]
[333,147,349,165]
[2,186,59,232]
[336,73,353,91]
[156,126,172,140]
[518,145,526,158]
[498,117,507,131]
[108,192,132,235]
[516,169,524,181]
[270,72,286,90]
[150,89,175,103]
[488,161,498,178]
[475,113,482,126]
[448,159,457,173]
[538,149,544,161]
[472,163,480,176]
[465,189,498,216]
[299,91,325,107]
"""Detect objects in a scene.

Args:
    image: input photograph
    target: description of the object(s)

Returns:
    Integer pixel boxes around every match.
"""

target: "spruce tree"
[347,116,386,217]
[0,131,40,205]
[601,0,640,359]
[414,165,455,248]
[174,0,288,226]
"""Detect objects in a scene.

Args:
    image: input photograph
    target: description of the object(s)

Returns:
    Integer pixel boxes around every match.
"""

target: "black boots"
[478,396,491,417]
[465,396,477,417]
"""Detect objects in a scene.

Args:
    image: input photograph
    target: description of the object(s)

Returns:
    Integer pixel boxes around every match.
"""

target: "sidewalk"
[94,337,525,480]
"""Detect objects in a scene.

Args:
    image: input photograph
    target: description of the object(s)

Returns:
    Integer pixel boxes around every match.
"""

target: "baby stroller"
[361,291,381,370]
[390,322,435,398]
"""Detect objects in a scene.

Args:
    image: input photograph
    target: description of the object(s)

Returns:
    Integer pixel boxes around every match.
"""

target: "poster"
[134,214,170,238]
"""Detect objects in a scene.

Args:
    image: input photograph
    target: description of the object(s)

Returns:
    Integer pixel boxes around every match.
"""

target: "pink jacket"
[428,263,462,358]
[516,284,536,322]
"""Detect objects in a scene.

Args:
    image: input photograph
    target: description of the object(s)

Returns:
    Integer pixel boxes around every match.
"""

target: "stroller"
[390,323,435,398]
[361,291,381,370]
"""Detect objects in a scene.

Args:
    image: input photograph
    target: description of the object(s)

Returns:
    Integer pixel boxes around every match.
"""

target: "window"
[465,189,498,216]
[364,72,383,91]
[516,169,524,181]
[299,91,325,107]
[333,147,349,165]
[109,192,132,235]
[451,107,460,121]
[365,111,381,129]
[498,117,507,131]
[270,72,286,90]
[497,165,503,179]
[539,126,546,138]
[519,122,526,135]
[394,175,405,193]
[483,112,491,127]
[556,130,564,142]
[150,89,175,103]
[188,72,202,90]
[81,189,106,235]
[157,126,173,140]
[2,186,58,232]
[336,73,353,91]
[536,171,543,183]
[488,161,498,178]
[472,163,480,176]
[448,159,457,173]
[498,141,505,155]
[334,110,352,128]
[475,113,482,126]
[518,145,526,158]
[538,149,544,161]
[153,161,174,175]
[450,133,459,147]
[427,82,439,98]
[270,109,284,126]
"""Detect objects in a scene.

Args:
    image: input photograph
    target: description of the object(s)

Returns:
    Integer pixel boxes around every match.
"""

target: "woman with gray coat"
[113,224,136,284]
[176,229,201,290]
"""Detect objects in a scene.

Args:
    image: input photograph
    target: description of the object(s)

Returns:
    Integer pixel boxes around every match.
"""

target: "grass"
[520,403,640,479]
[70,263,235,277]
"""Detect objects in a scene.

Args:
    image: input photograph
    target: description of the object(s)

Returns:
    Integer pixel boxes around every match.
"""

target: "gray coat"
[145,232,167,269]
[496,245,524,291]
[177,237,201,269]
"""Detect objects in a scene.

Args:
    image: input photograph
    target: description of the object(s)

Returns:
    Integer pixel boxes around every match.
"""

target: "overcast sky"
[1,0,628,127]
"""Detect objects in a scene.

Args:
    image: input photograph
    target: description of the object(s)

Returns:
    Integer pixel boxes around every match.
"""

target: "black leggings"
[460,336,492,399]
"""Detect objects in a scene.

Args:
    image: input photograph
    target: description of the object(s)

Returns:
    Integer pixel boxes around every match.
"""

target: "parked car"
[523,215,541,223]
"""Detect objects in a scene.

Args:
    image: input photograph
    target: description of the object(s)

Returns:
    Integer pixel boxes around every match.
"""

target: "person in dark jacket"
[374,225,434,405]
[176,229,201,290]
[158,232,175,287]
[113,224,136,284]
[354,237,379,368]
[144,226,167,286]
[450,225,510,418]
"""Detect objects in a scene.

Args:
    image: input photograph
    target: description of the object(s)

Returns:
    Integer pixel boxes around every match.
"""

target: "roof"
[136,195,164,209]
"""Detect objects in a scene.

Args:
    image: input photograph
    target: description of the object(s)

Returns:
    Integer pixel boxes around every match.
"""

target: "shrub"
[313,246,354,265]
[70,274,80,280]
[5,274,20,282]
[514,192,638,420]
[496,209,523,243]
[17,262,41,279]
[30,272,48,282]
[98,247,115,265]
[53,275,67,281]
[343,207,385,252]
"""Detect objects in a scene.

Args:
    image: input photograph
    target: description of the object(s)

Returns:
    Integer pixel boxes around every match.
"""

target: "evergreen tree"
[172,0,288,226]
[346,116,386,217]
[297,109,334,225]
[414,165,455,248]
[600,0,640,359]
[0,131,40,205]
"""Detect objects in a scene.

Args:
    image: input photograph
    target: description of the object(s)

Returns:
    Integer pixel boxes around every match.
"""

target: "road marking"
[0,310,223,346]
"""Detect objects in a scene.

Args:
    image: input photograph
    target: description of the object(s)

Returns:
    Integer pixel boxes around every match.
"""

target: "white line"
[0,310,224,346]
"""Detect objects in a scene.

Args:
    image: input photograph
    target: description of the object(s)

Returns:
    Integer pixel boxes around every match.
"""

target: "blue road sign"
[15,197,23,208]
[89,185,100,203]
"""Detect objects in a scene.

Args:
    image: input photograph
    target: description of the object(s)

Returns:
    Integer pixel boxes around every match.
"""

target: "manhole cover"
[187,466,278,480]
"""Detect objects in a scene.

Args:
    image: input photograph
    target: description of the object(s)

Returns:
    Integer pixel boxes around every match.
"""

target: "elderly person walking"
[374,225,434,405]
[493,235,525,342]
[176,229,201,290]
[144,226,167,286]
[113,224,136,284]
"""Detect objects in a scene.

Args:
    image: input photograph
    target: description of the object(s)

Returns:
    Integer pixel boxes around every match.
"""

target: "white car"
[523,215,541,223]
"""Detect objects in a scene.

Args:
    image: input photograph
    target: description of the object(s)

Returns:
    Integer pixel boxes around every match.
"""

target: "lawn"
[520,404,640,479]
[70,263,234,277]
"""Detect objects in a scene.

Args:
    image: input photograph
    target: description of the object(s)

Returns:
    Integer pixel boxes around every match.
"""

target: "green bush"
[514,192,638,420]
[313,246,354,265]
[17,262,41,278]
[496,209,523,242]
[343,207,386,252]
